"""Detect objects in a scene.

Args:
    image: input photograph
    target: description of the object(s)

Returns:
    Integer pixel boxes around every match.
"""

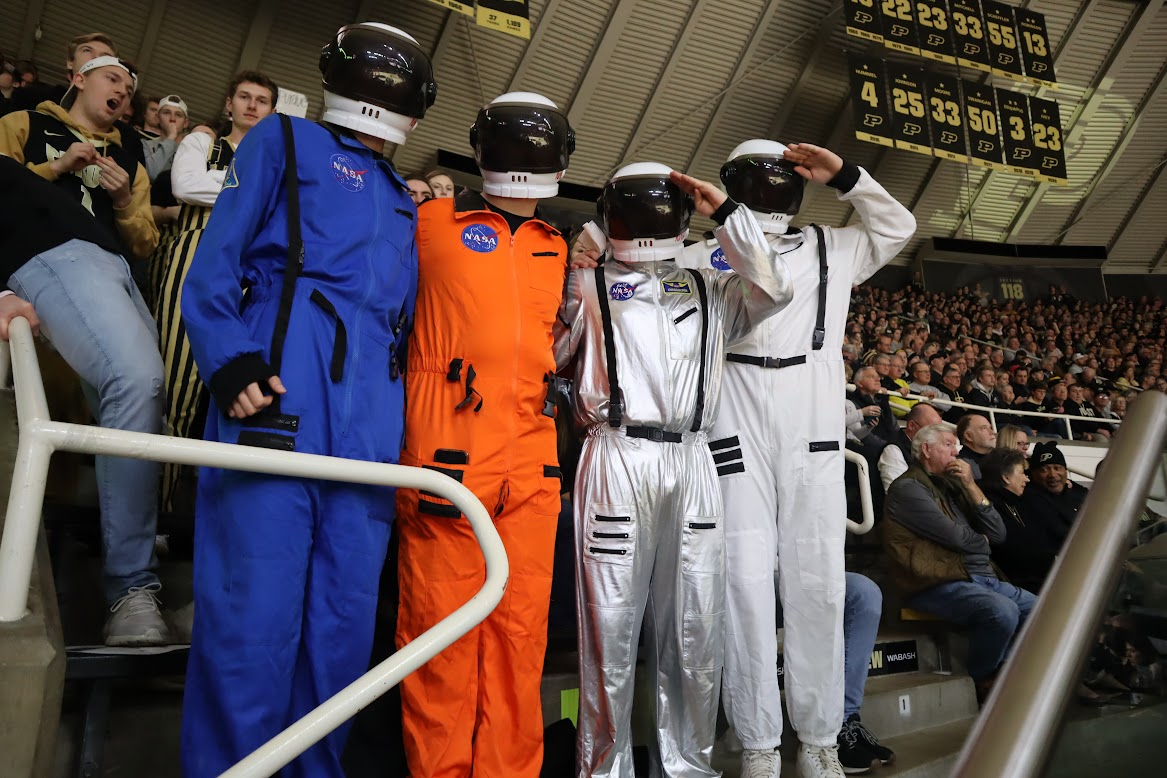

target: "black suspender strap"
[594,265,624,427]
[686,268,709,433]
[268,114,304,413]
[811,224,828,351]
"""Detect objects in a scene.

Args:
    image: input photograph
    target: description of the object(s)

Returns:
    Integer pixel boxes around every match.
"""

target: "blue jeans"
[9,239,165,603]
[907,574,1037,681]
[843,572,883,719]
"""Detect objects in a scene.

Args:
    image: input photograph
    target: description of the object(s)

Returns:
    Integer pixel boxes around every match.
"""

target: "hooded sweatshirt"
[0,101,157,260]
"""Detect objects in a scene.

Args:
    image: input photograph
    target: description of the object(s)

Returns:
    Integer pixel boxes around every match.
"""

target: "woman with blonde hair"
[996,424,1030,457]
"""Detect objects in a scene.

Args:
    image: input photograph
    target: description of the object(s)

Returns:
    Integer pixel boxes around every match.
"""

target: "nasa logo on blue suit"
[462,224,499,253]
[609,282,636,301]
[711,248,731,272]
[330,153,367,192]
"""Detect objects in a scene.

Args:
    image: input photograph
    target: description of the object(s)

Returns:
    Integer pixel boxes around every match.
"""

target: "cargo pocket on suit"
[417,454,467,519]
[669,304,701,361]
[584,504,634,564]
[802,439,843,485]
[682,611,725,671]
[681,516,724,574]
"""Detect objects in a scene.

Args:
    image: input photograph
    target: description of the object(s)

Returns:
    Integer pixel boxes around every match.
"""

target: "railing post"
[988,409,997,431]
[0,338,10,391]
[1065,416,1073,439]
[0,435,53,621]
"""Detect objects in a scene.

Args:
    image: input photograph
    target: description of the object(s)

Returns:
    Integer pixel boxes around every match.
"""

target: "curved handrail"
[844,448,874,535]
[951,390,1167,778]
[0,317,508,777]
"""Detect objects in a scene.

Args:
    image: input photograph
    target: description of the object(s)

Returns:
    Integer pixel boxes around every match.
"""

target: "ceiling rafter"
[1110,153,1167,258]
[566,0,637,126]
[1003,0,1166,242]
[506,0,564,91]
[684,0,785,173]
[602,0,713,180]
[766,10,842,141]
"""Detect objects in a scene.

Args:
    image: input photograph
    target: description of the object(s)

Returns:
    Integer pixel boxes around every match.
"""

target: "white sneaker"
[104,584,170,646]
[797,744,846,778]
[742,747,781,778]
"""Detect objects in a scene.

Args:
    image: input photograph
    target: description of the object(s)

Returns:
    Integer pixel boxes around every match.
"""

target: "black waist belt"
[726,353,807,369]
[626,425,683,443]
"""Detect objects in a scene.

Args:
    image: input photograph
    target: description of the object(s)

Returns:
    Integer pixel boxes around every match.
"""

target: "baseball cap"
[61,55,138,108]
[158,94,188,116]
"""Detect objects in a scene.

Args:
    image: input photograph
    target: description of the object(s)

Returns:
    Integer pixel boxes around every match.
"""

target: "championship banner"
[1029,96,1069,185]
[962,81,1005,170]
[982,0,1025,80]
[476,0,530,39]
[997,88,1037,176]
[425,0,473,16]
[951,0,992,73]
[880,0,921,55]
[916,0,956,64]
[925,75,968,163]
[846,0,884,42]
[1016,7,1058,88]
[848,53,895,147]
[888,65,932,156]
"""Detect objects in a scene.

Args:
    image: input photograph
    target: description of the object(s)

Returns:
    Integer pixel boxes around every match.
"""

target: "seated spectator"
[849,366,898,447]
[878,402,942,491]
[135,94,162,139]
[993,383,1024,428]
[883,424,1036,700]
[1038,381,1071,437]
[965,361,996,414]
[886,353,914,416]
[0,57,14,116]
[980,448,1062,594]
[957,413,996,477]
[139,93,189,182]
[995,424,1030,456]
[405,176,432,205]
[1110,393,1128,421]
[424,168,455,198]
[939,365,970,423]
[0,155,168,645]
[1018,441,1087,549]
[908,359,946,402]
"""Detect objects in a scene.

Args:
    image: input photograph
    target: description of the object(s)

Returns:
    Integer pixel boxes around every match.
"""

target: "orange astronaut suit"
[395,189,567,778]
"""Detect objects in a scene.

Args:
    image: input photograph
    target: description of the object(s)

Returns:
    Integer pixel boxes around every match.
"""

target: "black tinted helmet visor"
[472,104,574,174]
[600,176,695,241]
[720,156,804,215]
[320,25,436,119]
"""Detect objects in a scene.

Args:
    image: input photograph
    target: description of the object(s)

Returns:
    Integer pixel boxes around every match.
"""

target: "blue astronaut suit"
[178,114,417,778]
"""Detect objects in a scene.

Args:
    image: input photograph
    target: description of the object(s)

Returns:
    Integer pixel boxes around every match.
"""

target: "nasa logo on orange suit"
[461,223,499,253]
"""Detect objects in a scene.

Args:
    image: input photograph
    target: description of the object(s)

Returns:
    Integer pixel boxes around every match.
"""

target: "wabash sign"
[951,0,992,73]
[982,0,1025,80]
[915,0,956,64]
[848,53,895,148]
[845,0,884,42]
[777,639,920,688]
[888,65,932,156]
[879,0,920,55]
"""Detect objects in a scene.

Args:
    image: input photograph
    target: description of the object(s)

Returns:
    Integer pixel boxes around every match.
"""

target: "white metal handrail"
[0,317,508,777]
[844,448,874,535]
[849,383,1121,439]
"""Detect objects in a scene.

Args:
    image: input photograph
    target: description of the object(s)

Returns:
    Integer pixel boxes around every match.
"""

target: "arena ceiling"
[386,0,1167,273]
[6,0,1166,271]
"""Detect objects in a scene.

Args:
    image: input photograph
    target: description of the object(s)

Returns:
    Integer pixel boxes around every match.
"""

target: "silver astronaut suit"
[554,163,793,778]
[678,141,916,755]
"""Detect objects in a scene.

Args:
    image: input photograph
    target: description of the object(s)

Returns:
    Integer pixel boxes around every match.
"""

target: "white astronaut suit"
[678,141,915,770]
[554,163,794,777]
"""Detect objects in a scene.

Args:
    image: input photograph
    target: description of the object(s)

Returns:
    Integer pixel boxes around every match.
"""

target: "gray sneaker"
[104,584,170,646]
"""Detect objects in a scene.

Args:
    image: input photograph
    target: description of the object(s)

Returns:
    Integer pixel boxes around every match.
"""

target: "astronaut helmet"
[319,23,437,145]
[599,162,695,263]
[470,92,575,199]
[720,139,804,233]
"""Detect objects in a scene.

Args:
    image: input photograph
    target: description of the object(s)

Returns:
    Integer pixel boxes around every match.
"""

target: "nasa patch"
[662,279,691,295]
[222,158,239,189]
[609,282,636,301]
[330,153,366,192]
[710,247,731,272]
[461,224,499,253]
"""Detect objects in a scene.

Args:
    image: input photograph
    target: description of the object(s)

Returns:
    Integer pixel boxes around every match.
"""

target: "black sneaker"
[847,713,895,765]
[837,721,876,774]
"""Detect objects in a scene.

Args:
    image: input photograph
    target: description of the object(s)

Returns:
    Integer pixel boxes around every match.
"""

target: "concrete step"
[859,672,978,740]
